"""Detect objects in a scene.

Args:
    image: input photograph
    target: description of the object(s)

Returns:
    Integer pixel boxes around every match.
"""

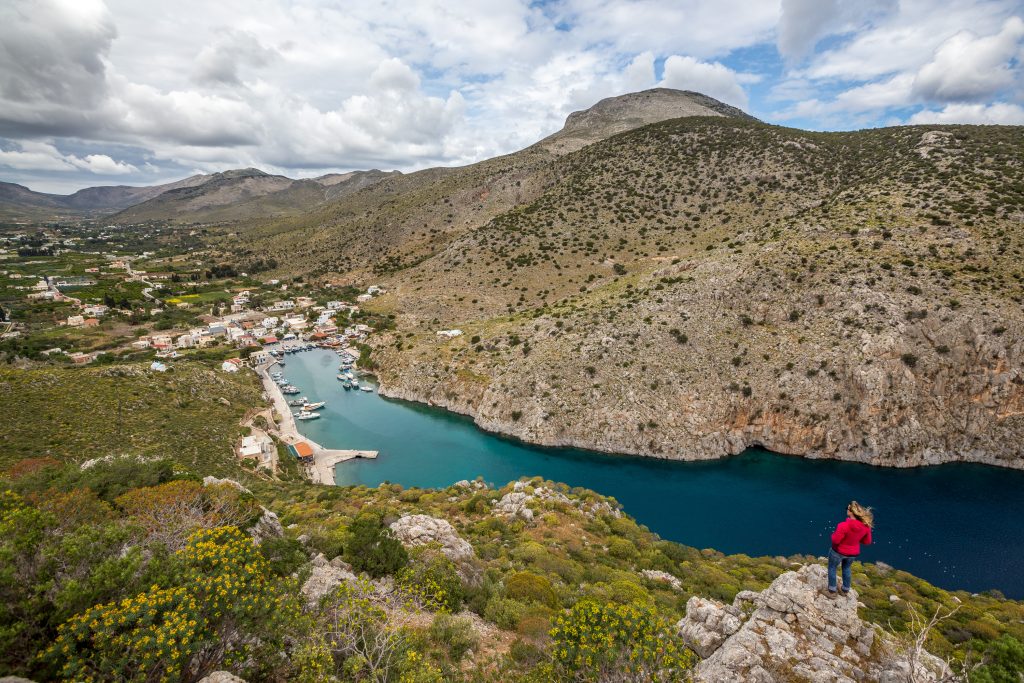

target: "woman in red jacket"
[827,501,874,597]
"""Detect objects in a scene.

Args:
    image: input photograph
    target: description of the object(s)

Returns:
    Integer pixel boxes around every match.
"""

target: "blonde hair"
[848,501,874,528]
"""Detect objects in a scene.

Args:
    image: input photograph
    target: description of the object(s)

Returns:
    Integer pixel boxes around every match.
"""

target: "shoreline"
[256,362,376,485]
[376,380,1024,472]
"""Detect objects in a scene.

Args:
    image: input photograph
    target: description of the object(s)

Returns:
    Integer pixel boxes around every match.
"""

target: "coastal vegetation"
[1,455,1023,681]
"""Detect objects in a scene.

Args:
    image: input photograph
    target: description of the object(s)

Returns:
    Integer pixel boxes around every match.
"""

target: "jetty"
[257,363,377,485]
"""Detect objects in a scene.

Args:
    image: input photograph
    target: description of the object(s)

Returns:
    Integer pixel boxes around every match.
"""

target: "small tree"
[115,480,261,551]
[345,512,408,578]
[323,578,441,683]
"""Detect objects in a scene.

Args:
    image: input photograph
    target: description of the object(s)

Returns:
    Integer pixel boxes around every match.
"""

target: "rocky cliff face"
[376,297,1024,468]
[677,564,949,682]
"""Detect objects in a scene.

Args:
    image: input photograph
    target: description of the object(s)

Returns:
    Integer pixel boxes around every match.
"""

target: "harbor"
[256,355,377,485]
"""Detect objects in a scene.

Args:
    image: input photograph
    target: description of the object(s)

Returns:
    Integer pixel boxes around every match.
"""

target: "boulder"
[494,492,534,521]
[247,508,284,545]
[389,515,475,563]
[301,553,356,606]
[197,673,246,683]
[681,564,949,683]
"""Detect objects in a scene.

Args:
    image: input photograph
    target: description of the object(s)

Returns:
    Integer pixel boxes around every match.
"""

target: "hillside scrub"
[2,458,1022,680]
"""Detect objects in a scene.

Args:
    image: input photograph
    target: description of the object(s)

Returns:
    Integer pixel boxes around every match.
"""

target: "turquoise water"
[283,348,1024,598]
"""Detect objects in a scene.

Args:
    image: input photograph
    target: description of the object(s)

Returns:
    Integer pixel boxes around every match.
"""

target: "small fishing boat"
[303,401,326,410]
[288,397,307,406]
[281,385,300,394]
[295,411,320,420]
[360,385,373,392]
[341,382,352,390]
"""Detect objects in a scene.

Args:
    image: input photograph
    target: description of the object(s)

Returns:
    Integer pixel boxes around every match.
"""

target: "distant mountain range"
[0,167,399,222]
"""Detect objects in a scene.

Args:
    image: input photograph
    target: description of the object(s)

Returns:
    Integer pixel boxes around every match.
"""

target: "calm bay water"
[283,348,1024,598]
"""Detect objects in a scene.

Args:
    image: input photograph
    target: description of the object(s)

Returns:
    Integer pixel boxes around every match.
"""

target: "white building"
[261,316,279,328]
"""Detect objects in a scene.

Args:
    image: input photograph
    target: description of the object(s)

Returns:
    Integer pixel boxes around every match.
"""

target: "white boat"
[295,411,321,420]
[360,385,373,392]
[303,401,326,410]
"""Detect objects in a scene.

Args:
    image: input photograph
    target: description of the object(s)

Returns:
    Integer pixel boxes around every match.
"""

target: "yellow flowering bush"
[42,526,301,682]
[397,549,464,613]
[549,599,695,682]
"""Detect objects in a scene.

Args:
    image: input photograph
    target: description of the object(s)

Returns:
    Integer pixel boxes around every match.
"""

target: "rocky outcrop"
[197,672,247,683]
[389,514,475,563]
[300,553,357,606]
[202,476,251,493]
[678,564,949,682]
[247,508,284,545]
[493,491,534,521]
[641,569,684,592]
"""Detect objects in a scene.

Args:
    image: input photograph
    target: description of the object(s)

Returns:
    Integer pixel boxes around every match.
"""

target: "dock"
[257,362,378,485]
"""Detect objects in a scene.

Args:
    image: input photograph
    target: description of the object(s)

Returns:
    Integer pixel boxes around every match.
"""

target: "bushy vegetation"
[1,455,1022,681]
[0,362,261,475]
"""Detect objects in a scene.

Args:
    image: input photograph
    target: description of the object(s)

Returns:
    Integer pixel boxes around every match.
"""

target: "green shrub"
[549,599,694,682]
[505,571,559,608]
[484,596,526,629]
[344,511,408,577]
[428,613,478,661]
[398,550,464,613]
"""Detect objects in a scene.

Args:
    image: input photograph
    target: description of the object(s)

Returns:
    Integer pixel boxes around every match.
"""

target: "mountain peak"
[538,88,755,154]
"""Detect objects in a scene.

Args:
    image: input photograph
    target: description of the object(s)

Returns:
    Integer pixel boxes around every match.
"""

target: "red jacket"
[831,517,872,556]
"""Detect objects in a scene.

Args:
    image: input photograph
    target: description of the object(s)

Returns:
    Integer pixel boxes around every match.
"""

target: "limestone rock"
[684,564,948,683]
[676,596,743,657]
[197,673,246,683]
[389,515,475,562]
[494,491,534,521]
[202,476,251,494]
[247,507,284,545]
[301,553,356,606]
[641,569,683,591]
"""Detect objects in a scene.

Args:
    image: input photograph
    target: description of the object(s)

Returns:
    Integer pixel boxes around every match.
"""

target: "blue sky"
[0,0,1022,193]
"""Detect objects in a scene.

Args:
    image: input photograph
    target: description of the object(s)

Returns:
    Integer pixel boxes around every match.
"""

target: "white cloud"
[0,140,137,174]
[913,16,1024,101]
[909,101,1024,124]
[193,30,279,86]
[659,56,750,108]
[803,0,1016,81]
[71,153,137,174]
[777,0,897,61]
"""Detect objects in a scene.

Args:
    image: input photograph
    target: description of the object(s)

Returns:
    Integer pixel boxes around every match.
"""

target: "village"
[0,221,393,486]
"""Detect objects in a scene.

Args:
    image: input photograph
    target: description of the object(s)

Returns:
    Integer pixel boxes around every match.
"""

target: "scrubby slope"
[0,362,261,475]
[352,118,1024,468]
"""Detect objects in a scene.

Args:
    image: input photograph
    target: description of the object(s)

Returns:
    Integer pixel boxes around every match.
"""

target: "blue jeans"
[828,548,855,592]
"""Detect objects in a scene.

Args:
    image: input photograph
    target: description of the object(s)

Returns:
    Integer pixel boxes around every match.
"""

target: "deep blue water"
[282,348,1024,598]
